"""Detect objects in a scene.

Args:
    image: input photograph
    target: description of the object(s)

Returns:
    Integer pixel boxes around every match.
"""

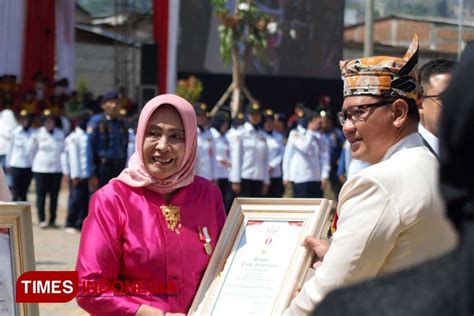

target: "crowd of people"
[0,73,137,232]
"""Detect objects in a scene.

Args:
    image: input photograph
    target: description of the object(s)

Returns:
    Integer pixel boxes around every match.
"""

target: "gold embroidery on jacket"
[160,204,181,233]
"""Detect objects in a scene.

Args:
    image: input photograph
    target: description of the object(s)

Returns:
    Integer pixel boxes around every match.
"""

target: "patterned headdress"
[340,34,422,101]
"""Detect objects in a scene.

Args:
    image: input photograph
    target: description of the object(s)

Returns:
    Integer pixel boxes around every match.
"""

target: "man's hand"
[72,178,80,187]
[89,176,99,191]
[231,183,241,194]
[321,178,328,191]
[303,237,330,267]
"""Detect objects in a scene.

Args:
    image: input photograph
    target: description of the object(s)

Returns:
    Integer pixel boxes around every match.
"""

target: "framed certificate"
[0,203,38,316]
[189,198,333,315]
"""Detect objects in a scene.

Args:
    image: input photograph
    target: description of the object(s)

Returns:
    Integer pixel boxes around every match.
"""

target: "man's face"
[421,73,451,136]
[248,112,261,125]
[102,99,119,117]
[196,114,208,127]
[341,96,397,164]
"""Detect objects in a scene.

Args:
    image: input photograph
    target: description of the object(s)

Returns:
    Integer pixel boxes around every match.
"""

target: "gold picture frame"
[0,202,38,316]
[189,198,333,315]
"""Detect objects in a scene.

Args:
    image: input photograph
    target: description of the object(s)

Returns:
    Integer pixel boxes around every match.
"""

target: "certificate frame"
[189,198,333,315]
[0,202,38,316]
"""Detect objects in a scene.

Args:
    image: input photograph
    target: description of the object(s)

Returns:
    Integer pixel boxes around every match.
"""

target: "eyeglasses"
[422,94,443,107]
[337,101,393,126]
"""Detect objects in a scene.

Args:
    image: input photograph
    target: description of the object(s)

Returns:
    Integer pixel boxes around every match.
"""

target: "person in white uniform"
[263,109,285,197]
[282,109,329,198]
[210,111,233,212]
[7,110,35,201]
[61,112,93,233]
[284,35,458,315]
[0,104,18,187]
[27,109,65,228]
[194,103,217,181]
[230,103,270,197]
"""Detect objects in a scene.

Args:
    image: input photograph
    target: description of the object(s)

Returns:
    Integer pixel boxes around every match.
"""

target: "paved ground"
[28,180,87,316]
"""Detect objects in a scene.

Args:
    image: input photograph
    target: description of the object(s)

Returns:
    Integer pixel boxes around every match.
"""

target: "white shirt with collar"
[285,133,458,315]
[418,123,439,156]
[7,126,35,168]
[27,127,65,173]
[195,126,217,181]
[282,125,329,183]
[229,122,270,184]
[61,127,92,179]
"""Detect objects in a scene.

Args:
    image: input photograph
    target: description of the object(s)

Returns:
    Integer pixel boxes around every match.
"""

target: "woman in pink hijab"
[76,94,226,316]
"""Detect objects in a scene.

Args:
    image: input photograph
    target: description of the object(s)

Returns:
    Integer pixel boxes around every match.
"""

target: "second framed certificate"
[189,198,333,316]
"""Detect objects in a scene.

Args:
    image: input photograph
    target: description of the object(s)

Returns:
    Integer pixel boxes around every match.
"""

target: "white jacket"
[285,133,458,315]
[27,127,65,173]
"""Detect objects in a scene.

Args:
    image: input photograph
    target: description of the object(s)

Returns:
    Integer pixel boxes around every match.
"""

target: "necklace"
[160,204,181,233]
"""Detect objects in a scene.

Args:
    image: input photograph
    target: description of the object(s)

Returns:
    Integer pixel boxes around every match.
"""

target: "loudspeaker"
[141,44,157,85]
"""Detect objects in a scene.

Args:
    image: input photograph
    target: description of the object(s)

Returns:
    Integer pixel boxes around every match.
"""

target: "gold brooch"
[160,204,181,233]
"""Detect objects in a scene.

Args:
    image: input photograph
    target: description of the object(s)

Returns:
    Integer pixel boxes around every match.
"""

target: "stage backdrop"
[178,0,344,79]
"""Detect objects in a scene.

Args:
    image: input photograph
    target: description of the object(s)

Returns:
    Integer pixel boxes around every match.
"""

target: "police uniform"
[229,103,270,197]
[282,124,329,198]
[194,103,217,181]
[27,111,65,227]
[89,113,128,188]
[7,119,35,201]
[61,116,92,230]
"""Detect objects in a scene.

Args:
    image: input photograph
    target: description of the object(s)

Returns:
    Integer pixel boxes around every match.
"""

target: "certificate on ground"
[189,198,333,316]
[211,220,303,315]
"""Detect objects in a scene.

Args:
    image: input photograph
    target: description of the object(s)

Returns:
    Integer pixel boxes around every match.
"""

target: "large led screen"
[178,0,344,79]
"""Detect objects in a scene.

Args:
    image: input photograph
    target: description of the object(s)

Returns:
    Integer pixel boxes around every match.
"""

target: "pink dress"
[76,176,226,315]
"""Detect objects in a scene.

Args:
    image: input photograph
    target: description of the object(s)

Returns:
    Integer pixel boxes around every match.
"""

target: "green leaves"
[211,0,270,66]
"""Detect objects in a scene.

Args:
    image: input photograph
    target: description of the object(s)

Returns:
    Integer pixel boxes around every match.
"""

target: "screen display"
[178,0,344,79]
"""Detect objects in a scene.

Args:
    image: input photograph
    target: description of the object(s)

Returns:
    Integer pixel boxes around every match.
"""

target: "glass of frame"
[0,202,38,316]
[189,198,333,316]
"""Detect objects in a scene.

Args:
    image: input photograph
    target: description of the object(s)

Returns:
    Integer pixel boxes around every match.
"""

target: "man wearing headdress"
[284,35,458,315]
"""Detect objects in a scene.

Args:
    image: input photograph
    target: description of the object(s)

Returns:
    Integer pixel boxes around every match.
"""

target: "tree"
[210,0,270,117]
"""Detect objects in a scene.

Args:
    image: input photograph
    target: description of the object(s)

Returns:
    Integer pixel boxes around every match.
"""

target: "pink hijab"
[116,94,197,194]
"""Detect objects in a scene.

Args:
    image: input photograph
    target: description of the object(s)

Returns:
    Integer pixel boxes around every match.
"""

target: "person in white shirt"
[210,111,233,212]
[230,103,270,197]
[0,106,18,187]
[7,111,35,201]
[418,59,456,156]
[282,109,329,198]
[194,103,218,181]
[263,109,285,197]
[61,112,93,233]
[27,110,65,229]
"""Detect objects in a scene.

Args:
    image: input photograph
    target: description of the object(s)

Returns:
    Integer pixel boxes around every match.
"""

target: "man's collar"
[418,123,439,155]
[381,132,424,161]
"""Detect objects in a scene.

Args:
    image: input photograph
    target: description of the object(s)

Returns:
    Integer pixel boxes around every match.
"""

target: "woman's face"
[143,105,186,179]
